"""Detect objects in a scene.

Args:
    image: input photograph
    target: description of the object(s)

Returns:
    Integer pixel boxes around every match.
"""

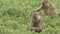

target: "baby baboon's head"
[32,11,39,18]
[42,0,50,8]
[32,11,42,20]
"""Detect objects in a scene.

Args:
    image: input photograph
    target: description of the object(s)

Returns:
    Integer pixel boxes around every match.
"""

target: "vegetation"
[0,0,60,34]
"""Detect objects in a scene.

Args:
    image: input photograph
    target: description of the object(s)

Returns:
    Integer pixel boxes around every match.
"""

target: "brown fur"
[33,0,58,17]
[27,11,45,33]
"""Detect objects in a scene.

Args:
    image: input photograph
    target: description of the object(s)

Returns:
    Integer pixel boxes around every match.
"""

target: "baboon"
[27,11,45,33]
[33,0,58,17]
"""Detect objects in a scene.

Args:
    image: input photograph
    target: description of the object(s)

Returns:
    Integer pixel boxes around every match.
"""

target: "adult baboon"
[27,11,45,33]
[33,0,58,17]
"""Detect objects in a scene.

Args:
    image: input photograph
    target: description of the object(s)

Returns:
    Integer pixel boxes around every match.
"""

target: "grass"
[0,0,60,34]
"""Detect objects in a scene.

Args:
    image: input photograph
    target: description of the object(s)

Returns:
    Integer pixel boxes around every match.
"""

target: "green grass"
[0,0,60,34]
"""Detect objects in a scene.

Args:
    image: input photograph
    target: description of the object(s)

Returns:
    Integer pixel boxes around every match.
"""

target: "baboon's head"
[32,11,39,18]
[42,0,50,7]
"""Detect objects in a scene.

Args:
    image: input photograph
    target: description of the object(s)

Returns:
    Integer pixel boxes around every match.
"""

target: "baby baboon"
[27,11,45,33]
[33,0,58,17]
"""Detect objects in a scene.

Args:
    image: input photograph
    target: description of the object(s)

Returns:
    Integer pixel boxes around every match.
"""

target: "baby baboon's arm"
[33,5,43,12]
